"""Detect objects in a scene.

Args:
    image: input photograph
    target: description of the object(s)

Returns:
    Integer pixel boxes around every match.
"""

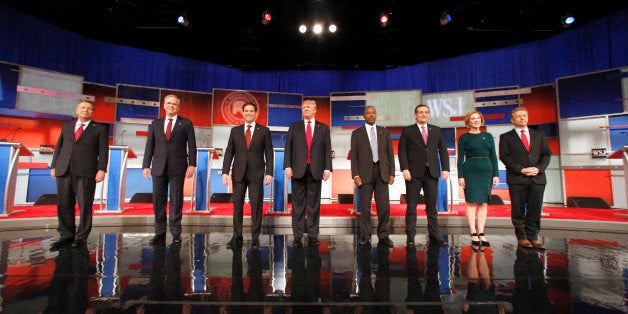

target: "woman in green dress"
[457,111,499,248]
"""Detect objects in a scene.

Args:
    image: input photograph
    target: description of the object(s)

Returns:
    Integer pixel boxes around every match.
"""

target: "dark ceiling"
[2,0,626,71]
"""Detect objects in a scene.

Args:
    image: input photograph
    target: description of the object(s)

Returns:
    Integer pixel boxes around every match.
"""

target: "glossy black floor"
[0,227,626,314]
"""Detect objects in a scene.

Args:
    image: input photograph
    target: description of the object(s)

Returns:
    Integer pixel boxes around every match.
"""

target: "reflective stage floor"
[0,226,626,314]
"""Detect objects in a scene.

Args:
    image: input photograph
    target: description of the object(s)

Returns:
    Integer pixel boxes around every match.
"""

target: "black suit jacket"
[222,123,274,181]
[350,125,395,182]
[142,116,197,176]
[284,120,332,180]
[398,123,450,178]
[51,119,109,177]
[499,128,551,185]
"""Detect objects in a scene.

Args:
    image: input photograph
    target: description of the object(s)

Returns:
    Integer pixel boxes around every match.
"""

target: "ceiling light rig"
[298,22,338,35]
[440,11,452,25]
[177,12,189,26]
[261,9,272,25]
[379,12,391,27]
[561,13,575,28]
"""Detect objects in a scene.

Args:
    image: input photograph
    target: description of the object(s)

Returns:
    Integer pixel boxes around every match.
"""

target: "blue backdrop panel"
[117,85,160,102]
[26,169,57,202]
[0,62,18,109]
[330,92,367,127]
[441,127,456,150]
[115,103,159,121]
[557,69,624,118]
[609,114,628,151]
[268,93,302,127]
[476,105,518,125]
[271,131,288,148]
[124,168,153,199]
[273,149,285,212]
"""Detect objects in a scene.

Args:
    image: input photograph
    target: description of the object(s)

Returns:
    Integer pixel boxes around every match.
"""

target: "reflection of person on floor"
[246,249,265,313]
[357,243,393,314]
[147,243,182,314]
[290,245,322,313]
[513,247,552,313]
[462,249,504,314]
[42,246,90,314]
[405,243,444,313]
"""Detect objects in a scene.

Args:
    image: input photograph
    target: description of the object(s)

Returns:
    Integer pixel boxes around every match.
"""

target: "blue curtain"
[0,4,626,96]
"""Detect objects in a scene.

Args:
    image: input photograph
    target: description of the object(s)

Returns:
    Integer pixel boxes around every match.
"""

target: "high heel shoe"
[478,233,490,247]
[470,233,480,246]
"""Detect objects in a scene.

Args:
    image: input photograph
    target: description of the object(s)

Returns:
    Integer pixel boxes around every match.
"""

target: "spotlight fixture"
[299,24,307,33]
[261,9,272,25]
[561,13,575,27]
[440,11,452,25]
[328,24,337,33]
[312,23,323,34]
[177,12,189,26]
[379,12,390,27]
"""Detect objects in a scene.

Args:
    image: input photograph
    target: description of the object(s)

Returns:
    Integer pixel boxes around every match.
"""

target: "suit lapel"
[249,124,261,148]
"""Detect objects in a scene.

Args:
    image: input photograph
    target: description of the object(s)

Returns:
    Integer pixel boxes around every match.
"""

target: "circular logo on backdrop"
[221,91,258,125]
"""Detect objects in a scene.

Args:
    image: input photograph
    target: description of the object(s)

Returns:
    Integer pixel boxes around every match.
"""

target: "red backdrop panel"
[522,84,557,125]
[564,170,613,205]
[304,96,331,126]
[0,116,63,147]
[212,89,268,126]
[160,89,212,127]
[83,83,116,123]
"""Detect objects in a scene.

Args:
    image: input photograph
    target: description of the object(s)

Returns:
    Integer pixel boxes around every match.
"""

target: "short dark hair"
[242,102,258,112]
[414,104,429,114]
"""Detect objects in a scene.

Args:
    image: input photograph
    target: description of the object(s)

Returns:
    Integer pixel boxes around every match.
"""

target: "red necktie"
[421,126,428,144]
[306,120,312,164]
[165,118,173,140]
[246,124,252,149]
[74,123,84,141]
[521,129,530,152]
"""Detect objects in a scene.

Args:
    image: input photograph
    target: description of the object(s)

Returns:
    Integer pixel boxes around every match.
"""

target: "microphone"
[0,127,22,142]
[115,129,127,145]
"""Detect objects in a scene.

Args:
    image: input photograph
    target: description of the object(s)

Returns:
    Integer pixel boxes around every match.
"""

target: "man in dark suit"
[143,94,197,246]
[499,107,551,249]
[222,102,274,250]
[398,104,450,247]
[50,100,109,251]
[284,99,332,247]
[350,106,395,247]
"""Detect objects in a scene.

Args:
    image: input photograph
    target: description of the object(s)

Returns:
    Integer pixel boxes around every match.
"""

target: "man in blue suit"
[143,94,197,246]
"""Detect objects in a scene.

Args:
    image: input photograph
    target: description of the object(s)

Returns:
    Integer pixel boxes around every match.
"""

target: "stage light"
[379,12,390,27]
[328,24,337,33]
[440,11,452,25]
[262,9,272,25]
[177,12,189,26]
[299,24,307,33]
[561,14,575,27]
[313,23,323,34]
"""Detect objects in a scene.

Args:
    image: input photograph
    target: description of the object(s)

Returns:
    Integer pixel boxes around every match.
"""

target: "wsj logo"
[425,97,465,118]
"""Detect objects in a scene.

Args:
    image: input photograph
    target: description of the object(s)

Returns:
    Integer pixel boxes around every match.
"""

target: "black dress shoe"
[172,235,182,245]
[149,234,166,246]
[71,239,86,249]
[251,238,260,250]
[50,238,74,252]
[293,237,303,247]
[378,237,394,247]
[308,238,320,247]
[429,238,448,248]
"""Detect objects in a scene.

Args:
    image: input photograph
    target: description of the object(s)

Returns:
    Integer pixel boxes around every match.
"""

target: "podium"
[607,146,628,206]
[0,142,33,215]
[190,147,216,212]
[100,146,136,212]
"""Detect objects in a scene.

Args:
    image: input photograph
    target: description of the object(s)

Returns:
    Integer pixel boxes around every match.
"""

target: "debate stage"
[0,202,626,313]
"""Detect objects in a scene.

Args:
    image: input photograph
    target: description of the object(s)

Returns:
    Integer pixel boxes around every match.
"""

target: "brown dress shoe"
[517,239,533,248]
[530,240,545,250]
